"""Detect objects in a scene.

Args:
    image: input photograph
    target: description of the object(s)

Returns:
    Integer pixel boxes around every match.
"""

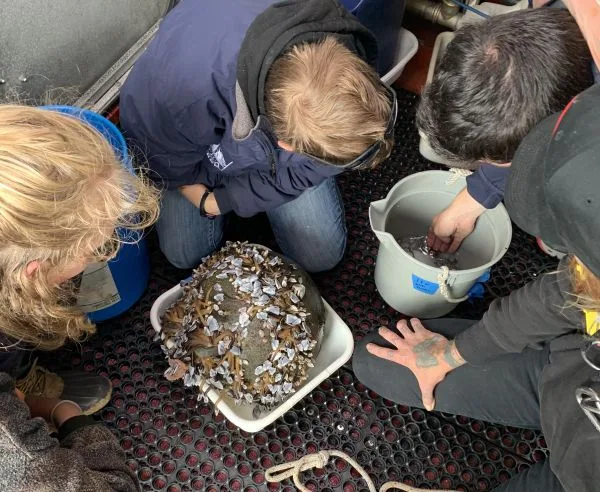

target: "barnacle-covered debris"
[158,242,325,409]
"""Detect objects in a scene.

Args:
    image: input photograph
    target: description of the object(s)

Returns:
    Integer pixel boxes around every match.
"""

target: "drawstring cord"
[265,450,459,492]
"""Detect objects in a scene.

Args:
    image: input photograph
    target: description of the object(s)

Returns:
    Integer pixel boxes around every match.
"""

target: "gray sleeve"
[455,264,582,365]
[0,373,139,492]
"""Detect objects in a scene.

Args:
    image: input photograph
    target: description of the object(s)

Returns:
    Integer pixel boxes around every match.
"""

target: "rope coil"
[437,266,469,304]
[265,449,459,492]
[446,168,473,185]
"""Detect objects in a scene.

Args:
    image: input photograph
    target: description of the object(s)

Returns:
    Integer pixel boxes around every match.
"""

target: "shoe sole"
[82,385,113,416]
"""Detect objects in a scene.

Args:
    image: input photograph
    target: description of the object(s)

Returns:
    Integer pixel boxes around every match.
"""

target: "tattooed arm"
[367,319,464,410]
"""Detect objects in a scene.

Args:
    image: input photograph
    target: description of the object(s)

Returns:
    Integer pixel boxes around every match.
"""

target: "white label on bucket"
[76,262,121,313]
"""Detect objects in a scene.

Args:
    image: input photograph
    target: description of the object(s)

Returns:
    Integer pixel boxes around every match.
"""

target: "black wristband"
[199,189,215,219]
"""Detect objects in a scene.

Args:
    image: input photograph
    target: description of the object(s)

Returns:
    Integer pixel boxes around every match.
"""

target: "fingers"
[427,227,451,253]
[366,342,398,362]
[418,378,437,411]
[395,319,415,338]
[426,230,435,249]
[408,318,427,334]
[448,220,476,253]
[448,233,464,254]
[378,326,404,347]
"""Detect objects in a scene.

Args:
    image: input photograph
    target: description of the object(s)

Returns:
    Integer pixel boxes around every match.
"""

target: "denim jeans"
[155,177,347,272]
[353,319,564,492]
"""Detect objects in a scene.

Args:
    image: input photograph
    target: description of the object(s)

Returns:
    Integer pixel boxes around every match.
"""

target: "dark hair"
[416,8,593,168]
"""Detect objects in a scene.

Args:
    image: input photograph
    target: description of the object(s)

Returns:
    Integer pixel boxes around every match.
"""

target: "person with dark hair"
[417,8,593,253]
[354,84,600,491]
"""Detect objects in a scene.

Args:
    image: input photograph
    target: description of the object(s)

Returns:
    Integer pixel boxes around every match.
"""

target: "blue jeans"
[155,178,347,272]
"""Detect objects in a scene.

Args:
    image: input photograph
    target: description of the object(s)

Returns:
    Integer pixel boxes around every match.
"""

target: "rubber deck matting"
[42,90,559,491]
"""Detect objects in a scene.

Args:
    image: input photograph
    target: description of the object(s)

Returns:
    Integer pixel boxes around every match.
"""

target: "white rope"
[446,168,473,186]
[265,450,459,492]
[437,266,469,304]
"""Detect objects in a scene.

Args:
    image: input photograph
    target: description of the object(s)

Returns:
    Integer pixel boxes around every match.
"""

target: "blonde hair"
[265,36,393,167]
[568,256,600,313]
[0,105,159,350]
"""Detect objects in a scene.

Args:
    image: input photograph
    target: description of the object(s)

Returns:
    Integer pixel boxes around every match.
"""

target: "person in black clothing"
[354,84,600,491]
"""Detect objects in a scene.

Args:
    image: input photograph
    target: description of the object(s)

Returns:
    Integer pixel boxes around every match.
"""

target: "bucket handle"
[437,267,469,304]
[437,168,473,304]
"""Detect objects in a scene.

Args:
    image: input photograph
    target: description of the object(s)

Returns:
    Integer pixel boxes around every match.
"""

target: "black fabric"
[57,415,98,442]
[353,319,565,492]
[353,319,548,429]
[237,0,378,121]
[0,334,32,379]
[0,350,25,378]
[506,84,600,276]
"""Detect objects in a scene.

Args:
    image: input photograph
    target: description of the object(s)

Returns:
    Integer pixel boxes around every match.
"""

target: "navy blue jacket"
[466,164,509,209]
[120,0,376,217]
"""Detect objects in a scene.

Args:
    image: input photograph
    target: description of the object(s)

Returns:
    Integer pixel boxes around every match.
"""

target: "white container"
[381,28,419,85]
[370,171,512,318]
[150,283,354,433]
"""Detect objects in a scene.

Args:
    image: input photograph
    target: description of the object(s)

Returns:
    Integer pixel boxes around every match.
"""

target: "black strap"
[199,189,215,219]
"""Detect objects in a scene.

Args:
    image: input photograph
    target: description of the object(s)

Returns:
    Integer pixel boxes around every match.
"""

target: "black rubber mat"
[42,89,557,491]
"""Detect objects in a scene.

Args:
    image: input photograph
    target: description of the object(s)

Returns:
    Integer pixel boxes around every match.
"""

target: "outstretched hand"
[366,319,465,411]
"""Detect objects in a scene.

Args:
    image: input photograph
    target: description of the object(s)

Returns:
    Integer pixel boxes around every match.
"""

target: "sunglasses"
[303,83,398,171]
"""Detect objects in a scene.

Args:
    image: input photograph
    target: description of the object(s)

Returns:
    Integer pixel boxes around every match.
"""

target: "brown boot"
[16,358,112,415]
[16,358,64,399]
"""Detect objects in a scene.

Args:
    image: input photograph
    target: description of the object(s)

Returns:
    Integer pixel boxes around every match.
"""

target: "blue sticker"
[412,274,439,295]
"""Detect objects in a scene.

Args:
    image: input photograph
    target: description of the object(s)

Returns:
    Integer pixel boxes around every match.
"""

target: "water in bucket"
[370,171,512,318]
[395,235,461,270]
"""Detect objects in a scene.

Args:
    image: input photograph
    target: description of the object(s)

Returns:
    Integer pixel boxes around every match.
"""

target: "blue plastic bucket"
[341,0,406,75]
[41,105,150,322]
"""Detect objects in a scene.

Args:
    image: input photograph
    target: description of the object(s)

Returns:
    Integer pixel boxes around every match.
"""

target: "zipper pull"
[270,152,276,177]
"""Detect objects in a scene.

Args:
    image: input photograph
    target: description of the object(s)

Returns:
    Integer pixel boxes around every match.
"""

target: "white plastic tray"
[150,283,354,433]
[381,27,419,85]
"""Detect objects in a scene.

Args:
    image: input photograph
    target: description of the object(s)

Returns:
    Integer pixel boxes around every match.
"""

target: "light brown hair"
[0,105,159,350]
[265,36,393,167]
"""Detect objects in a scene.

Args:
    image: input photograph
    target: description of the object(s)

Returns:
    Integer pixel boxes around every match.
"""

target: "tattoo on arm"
[414,337,442,368]
[443,340,465,369]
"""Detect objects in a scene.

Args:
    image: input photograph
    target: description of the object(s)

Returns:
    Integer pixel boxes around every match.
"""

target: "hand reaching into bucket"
[366,319,465,411]
[427,188,485,254]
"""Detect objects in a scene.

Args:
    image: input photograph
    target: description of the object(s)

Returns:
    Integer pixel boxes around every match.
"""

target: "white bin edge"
[381,28,419,85]
[150,283,355,433]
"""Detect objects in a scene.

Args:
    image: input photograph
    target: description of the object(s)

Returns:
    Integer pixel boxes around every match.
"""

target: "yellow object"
[575,264,600,336]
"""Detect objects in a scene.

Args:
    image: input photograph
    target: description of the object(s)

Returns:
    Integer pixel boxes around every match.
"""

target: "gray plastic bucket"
[369,171,512,318]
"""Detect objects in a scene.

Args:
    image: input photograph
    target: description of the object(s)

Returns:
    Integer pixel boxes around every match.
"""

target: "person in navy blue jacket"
[120,0,396,272]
